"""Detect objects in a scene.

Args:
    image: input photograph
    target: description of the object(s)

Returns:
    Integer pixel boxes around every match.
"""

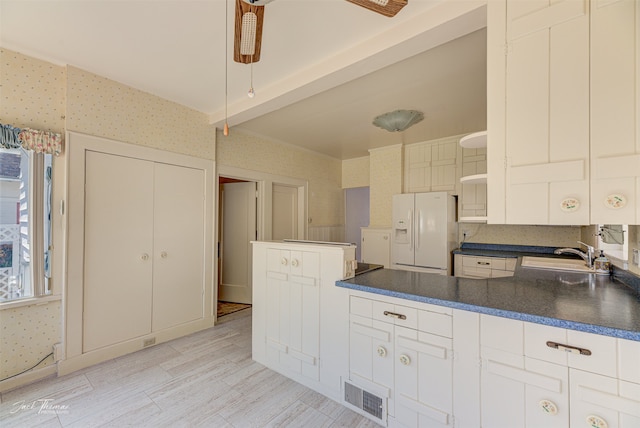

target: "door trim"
[216,164,308,242]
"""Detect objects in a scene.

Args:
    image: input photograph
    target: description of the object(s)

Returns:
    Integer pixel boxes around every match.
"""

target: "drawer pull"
[546,341,592,356]
[383,311,407,320]
[477,261,490,265]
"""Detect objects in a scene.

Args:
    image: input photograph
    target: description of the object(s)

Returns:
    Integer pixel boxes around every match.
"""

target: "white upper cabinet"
[405,136,460,194]
[488,0,638,225]
[506,0,590,225]
[590,0,639,224]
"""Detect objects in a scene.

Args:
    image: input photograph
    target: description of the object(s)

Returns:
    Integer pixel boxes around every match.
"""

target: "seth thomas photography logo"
[11,398,70,415]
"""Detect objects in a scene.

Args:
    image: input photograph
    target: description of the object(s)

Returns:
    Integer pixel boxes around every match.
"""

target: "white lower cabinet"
[265,249,321,382]
[349,313,395,418]
[480,314,640,428]
[394,326,453,428]
[481,348,569,428]
[570,368,640,428]
[347,294,454,427]
[343,298,640,428]
[252,241,356,402]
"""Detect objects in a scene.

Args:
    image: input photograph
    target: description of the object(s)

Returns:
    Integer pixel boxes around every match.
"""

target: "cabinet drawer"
[567,330,617,378]
[372,300,418,329]
[524,323,618,378]
[619,338,640,384]
[350,295,452,337]
[481,314,524,355]
[462,256,505,270]
[418,309,453,339]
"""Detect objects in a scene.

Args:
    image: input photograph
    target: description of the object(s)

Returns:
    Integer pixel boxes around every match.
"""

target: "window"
[0,147,52,302]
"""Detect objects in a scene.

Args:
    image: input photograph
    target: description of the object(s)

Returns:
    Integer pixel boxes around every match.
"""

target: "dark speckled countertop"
[337,247,640,341]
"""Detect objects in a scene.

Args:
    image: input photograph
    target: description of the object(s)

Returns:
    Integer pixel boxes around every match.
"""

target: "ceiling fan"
[234,0,272,64]
[345,0,408,17]
[233,0,408,64]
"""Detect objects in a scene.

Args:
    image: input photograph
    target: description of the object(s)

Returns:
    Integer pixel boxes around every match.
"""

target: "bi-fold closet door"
[83,150,205,352]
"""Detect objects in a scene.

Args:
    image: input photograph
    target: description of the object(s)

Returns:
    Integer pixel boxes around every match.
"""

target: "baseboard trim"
[0,365,57,393]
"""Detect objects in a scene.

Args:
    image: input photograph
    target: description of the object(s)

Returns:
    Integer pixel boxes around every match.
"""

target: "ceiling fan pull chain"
[248,57,255,98]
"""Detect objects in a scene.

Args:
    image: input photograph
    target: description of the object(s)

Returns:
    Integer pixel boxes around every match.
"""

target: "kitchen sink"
[521,256,595,273]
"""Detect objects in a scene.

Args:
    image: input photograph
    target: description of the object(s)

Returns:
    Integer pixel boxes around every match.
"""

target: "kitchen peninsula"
[336,263,640,340]
[336,263,640,427]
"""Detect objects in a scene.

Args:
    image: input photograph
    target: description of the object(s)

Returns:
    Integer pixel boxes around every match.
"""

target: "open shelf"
[460,173,487,185]
[459,131,487,149]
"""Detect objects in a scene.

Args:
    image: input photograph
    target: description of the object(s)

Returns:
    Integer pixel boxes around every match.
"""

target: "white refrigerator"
[391,192,457,275]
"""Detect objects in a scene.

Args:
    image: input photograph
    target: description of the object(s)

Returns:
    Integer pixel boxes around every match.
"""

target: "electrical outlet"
[143,337,156,347]
[633,248,640,267]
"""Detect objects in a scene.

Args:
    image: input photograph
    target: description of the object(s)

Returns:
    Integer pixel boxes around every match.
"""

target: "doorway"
[216,166,308,318]
[344,187,370,261]
[218,177,256,306]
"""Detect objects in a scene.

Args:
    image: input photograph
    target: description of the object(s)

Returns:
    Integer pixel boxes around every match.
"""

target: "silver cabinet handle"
[160,251,168,259]
[399,354,411,365]
[546,341,592,356]
[141,253,149,261]
[383,311,406,320]
[291,259,299,267]
[281,258,288,265]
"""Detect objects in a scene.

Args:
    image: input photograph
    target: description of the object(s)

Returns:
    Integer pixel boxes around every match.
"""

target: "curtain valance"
[0,123,63,156]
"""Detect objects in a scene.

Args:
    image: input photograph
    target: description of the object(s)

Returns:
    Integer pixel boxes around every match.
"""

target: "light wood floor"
[0,309,379,427]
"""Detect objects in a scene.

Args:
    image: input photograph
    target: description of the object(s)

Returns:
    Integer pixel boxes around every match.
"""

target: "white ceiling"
[0,0,487,160]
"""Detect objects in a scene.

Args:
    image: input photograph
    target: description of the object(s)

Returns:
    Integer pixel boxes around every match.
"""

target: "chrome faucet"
[554,241,595,267]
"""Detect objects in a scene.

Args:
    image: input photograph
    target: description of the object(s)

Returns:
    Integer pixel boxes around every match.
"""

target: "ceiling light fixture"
[345,0,408,17]
[372,110,424,132]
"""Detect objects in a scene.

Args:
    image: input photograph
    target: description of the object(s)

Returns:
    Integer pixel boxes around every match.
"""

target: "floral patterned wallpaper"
[66,66,215,160]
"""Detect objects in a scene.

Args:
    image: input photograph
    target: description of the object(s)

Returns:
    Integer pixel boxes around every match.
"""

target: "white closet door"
[152,163,205,331]
[83,151,154,352]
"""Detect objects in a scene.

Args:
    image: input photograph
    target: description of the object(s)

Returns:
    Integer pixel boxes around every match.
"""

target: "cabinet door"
[405,138,459,194]
[570,369,640,428]
[83,151,154,352]
[152,163,205,331]
[590,0,639,224]
[481,348,569,428]
[266,250,320,381]
[349,314,394,411]
[504,0,590,224]
[395,326,453,427]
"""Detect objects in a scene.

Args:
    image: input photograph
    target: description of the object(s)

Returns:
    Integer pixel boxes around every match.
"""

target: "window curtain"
[0,123,22,149]
[0,122,63,156]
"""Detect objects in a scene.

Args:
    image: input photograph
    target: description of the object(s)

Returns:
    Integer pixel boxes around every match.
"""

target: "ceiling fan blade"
[345,0,408,17]
[234,0,265,64]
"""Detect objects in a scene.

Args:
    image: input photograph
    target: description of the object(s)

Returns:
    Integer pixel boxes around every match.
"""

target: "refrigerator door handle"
[408,209,413,251]
[415,209,420,250]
